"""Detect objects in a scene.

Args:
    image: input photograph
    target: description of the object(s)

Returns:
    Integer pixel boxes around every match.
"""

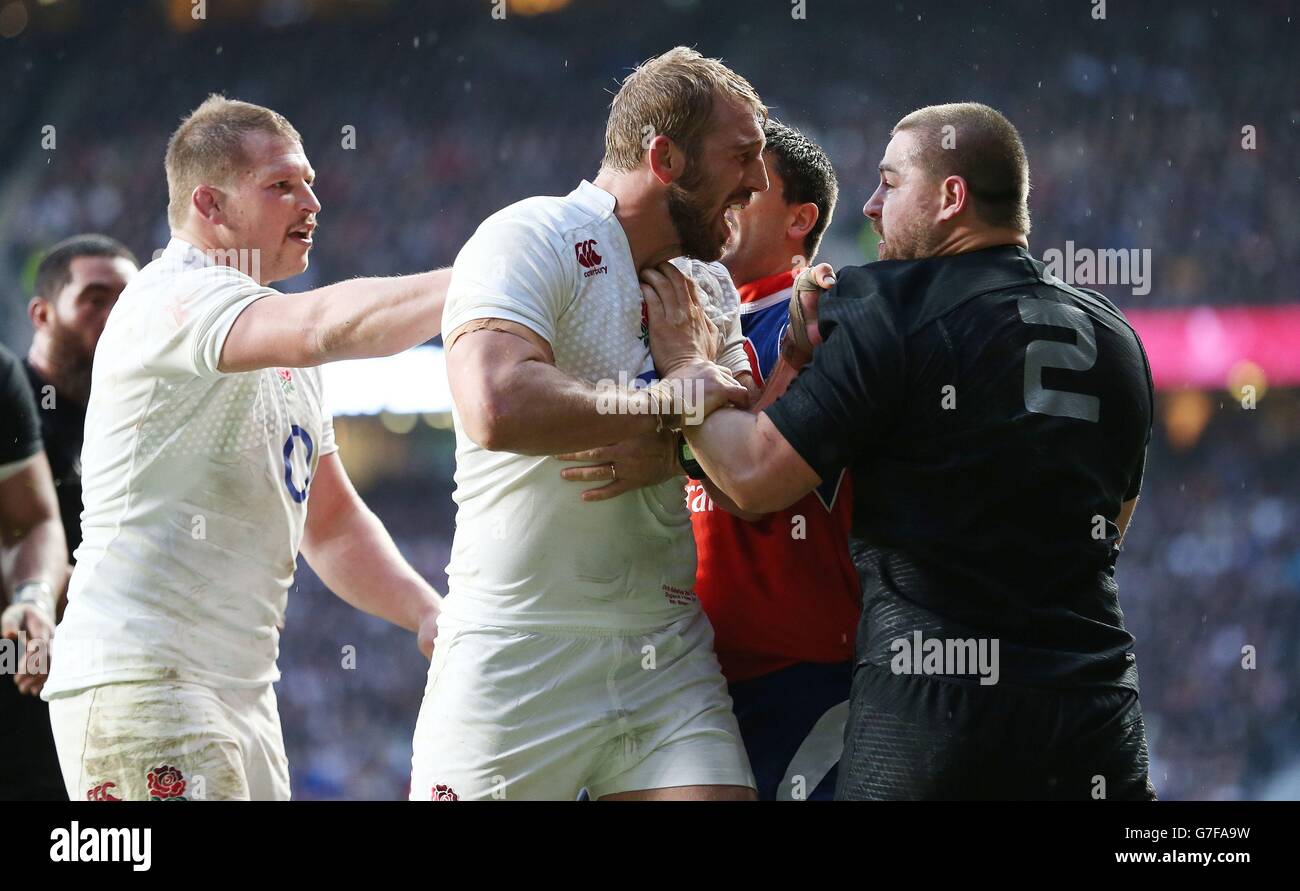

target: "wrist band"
[13,580,55,616]
[649,382,685,434]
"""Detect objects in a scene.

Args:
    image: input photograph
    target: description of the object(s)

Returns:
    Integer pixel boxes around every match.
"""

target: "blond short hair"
[893,102,1032,234]
[602,46,767,173]
[165,94,303,228]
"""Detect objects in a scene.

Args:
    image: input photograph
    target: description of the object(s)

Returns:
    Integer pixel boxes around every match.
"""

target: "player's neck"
[729,246,805,289]
[171,225,223,256]
[592,169,682,270]
[171,226,275,285]
[934,227,1028,257]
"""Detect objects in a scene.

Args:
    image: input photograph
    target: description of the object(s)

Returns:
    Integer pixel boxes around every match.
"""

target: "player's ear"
[938,175,967,221]
[192,184,223,224]
[647,134,683,186]
[788,202,819,243]
[28,295,51,329]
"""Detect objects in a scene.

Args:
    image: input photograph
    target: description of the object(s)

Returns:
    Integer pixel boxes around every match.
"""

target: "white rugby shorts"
[410,610,754,800]
[47,680,289,801]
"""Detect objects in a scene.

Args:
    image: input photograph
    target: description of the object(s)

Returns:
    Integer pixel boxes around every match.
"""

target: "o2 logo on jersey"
[282,424,314,504]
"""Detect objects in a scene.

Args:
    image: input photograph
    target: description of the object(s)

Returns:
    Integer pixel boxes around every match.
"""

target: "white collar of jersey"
[162,236,214,269]
[738,287,794,315]
[159,237,260,280]
[570,180,616,218]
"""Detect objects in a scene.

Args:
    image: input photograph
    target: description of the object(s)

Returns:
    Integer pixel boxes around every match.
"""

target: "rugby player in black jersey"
[642,102,1156,800]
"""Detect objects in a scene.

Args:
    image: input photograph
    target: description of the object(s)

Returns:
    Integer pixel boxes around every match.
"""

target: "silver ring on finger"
[609,462,617,482]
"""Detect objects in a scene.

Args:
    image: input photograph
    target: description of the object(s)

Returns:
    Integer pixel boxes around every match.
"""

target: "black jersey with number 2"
[765,245,1154,690]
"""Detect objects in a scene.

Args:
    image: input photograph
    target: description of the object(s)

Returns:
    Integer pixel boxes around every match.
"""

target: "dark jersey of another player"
[0,344,42,470]
[23,360,86,558]
[764,245,1154,691]
[689,269,860,682]
[0,343,67,802]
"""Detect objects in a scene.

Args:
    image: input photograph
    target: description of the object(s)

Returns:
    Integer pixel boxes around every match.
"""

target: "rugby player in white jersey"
[42,95,451,801]
[413,47,767,801]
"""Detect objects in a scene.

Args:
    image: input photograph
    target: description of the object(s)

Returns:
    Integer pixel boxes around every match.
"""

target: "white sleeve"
[146,265,277,378]
[319,415,338,457]
[672,258,750,378]
[317,372,338,457]
[443,217,572,348]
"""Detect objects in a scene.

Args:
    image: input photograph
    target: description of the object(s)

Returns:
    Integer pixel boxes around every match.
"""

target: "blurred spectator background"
[0,0,1296,799]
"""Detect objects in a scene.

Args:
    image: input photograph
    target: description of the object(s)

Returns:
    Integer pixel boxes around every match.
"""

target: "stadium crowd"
[1,0,1294,335]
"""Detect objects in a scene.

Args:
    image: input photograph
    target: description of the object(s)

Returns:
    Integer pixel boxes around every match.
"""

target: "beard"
[44,322,95,403]
[666,166,726,262]
[878,214,943,261]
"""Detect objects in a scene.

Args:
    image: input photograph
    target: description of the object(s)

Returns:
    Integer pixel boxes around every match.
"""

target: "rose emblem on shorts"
[146,765,188,800]
[276,367,296,394]
[431,783,459,801]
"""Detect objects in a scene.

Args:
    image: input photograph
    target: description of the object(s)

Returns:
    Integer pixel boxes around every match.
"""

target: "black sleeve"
[0,344,42,467]
[1124,321,1156,502]
[762,266,906,482]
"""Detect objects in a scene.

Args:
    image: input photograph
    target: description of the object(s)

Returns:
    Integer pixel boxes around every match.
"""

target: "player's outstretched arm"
[0,453,68,696]
[446,319,746,457]
[299,452,441,658]
[685,409,821,515]
[218,267,452,373]
[699,476,764,522]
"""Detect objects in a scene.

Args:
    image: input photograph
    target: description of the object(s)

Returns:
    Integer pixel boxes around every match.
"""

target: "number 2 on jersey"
[1017,297,1100,423]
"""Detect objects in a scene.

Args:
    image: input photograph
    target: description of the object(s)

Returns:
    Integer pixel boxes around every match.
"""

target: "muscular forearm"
[685,408,790,514]
[307,268,449,365]
[472,359,664,456]
[0,458,69,611]
[701,477,762,522]
[1,515,66,611]
[301,503,439,631]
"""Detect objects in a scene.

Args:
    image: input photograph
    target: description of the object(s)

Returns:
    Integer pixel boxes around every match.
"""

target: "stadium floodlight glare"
[319,345,452,416]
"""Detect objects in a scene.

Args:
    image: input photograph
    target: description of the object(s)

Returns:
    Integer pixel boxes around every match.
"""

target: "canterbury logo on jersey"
[575,239,607,278]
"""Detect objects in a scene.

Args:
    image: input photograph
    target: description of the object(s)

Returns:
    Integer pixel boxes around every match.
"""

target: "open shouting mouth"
[288,222,316,247]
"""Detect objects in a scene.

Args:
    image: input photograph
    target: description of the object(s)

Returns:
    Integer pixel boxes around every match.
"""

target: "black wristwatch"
[677,434,707,480]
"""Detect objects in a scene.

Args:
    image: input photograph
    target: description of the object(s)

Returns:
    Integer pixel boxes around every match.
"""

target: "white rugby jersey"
[43,238,336,697]
[441,180,746,630]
